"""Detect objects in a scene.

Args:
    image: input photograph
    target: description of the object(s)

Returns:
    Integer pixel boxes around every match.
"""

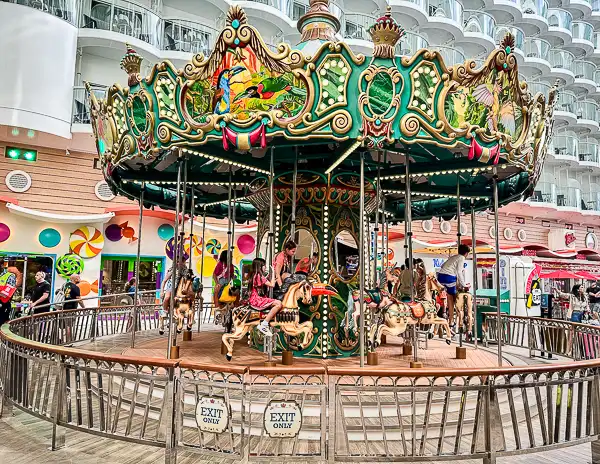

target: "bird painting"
[471,72,521,136]
[233,76,306,103]
[212,66,246,114]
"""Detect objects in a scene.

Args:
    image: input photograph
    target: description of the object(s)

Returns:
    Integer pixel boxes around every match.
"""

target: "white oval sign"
[195,396,229,434]
[263,400,302,438]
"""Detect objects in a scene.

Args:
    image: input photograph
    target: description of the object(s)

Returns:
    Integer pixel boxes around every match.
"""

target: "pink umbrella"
[576,271,600,281]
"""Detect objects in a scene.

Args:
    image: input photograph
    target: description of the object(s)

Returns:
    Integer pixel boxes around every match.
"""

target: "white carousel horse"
[159,269,196,334]
[222,280,314,361]
[369,272,453,348]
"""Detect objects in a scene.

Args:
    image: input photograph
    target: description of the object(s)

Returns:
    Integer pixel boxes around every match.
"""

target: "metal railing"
[555,89,577,114]
[576,99,599,121]
[528,180,556,204]
[4,310,600,462]
[528,80,551,98]
[162,18,218,55]
[548,8,573,31]
[463,10,496,40]
[579,141,600,165]
[574,60,597,82]
[430,45,466,66]
[1,0,79,24]
[522,0,548,16]
[555,186,582,209]
[551,131,578,158]
[582,191,600,212]
[523,37,551,61]
[72,85,107,124]
[595,31,600,50]
[343,13,375,41]
[428,0,464,23]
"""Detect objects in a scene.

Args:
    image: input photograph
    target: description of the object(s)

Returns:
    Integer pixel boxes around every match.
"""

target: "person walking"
[437,244,471,326]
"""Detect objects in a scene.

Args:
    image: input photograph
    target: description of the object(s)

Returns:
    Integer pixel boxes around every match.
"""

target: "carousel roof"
[88,3,556,221]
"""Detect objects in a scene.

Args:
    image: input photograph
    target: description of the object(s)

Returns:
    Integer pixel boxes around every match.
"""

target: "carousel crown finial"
[500,32,515,54]
[368,6,405,59]
[226,5,248,28]
[297,0,341,43]
[120,44,143,87]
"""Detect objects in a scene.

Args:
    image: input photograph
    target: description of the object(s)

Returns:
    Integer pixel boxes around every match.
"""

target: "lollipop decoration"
[184,235,203,257]
[237,234,256,254]
[0,223,10,243]
[165,237,190,261]
[70,226,105,258]
[56,253,84,278]
[39,228,61,248]
[206,238,222,256]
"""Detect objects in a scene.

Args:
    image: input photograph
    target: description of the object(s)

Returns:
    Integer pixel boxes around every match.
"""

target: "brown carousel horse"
[222,280,314,361]
[159,269,196,335]
[369,272,453,348]
[455,290,474,339]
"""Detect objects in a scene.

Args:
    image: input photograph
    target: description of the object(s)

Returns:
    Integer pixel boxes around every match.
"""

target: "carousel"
[88,0,556,367]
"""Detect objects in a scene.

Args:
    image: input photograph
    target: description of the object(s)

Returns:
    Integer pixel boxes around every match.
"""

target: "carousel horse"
[159,269,196,335]
[222,280,314,361]
[455,290,474,339]
[369,272,453,348]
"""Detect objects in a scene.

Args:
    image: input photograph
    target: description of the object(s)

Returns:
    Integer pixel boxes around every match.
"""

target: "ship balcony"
[430,44,466,66]
[548,131,579,164]
[460,10,497,54]
[2,0,79,24]
[343,12,377,55]
[575,99,600,132]
[527,181,557,207]
[567,21,595,56]
[572,60,598,92]
[546,8,573,46]
[421,0,465,43]
[582,191,600,214]
[577,141,600,170]
[389,0,429,28]
[521,37,551,75]
[548,48,575,85]
[555,186,581,211]
[566,0,593,17]
[396,31,430,57]
[162,18,218,65]
[520,0,548,34]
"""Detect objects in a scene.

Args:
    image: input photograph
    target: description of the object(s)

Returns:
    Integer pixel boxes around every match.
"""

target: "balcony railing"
[162,18,218,55]
[529,181,556,204]
[551,132,578,158]
[463,10,496,39]
[576,99,599,121]
[290,0,344,25]
[82,0,161,48]
[523,37,550,60]
[1,0,79,24]
[430,45,466,65]
[521,0,548,17]
[556,187,581,209]
[396,31,430,56]
[574,60,597,81]
[593,0,600,13]
[594,32,600,50]
[72,85,107,124]
[495,25,524,51]
[528,81,550,97]
[582,191,600,212]
[428,0,464,23]
[579,142,600,164]
[343,13,375,41]
[547,8,573,30]
[241,0,294,18]
[548,48,575,71]
[595,69,600,86]
[572,21,594,42]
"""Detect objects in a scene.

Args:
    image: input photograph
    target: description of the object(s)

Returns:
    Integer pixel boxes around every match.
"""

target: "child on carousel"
[248,258,282,337]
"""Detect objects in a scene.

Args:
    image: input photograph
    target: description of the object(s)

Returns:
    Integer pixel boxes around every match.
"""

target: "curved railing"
[2,309,600,462]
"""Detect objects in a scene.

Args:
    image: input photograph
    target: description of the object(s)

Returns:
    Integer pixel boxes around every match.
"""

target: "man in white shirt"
[437,244,471,326]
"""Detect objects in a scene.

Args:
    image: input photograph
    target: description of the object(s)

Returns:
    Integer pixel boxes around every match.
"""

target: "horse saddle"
[407,301,425,319]
[175,296,192,304]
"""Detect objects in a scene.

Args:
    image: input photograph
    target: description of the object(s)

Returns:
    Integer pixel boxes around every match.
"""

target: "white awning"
[5,203,115,224]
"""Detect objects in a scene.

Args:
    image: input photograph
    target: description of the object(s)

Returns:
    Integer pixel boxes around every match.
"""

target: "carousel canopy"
[88,3,556,221]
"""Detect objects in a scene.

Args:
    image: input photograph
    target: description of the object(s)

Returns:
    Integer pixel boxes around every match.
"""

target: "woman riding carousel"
[248,258,283,337]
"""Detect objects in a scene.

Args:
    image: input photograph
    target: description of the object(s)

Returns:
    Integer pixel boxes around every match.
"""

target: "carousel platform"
[118,328,502,369]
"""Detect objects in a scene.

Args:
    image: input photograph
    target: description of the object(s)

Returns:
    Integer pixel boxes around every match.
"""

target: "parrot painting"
[233,76,307,103]
[212,66,246,114]
[472,73,521,136]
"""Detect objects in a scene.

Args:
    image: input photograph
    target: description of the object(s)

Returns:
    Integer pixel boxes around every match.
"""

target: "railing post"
[0,344,13,418]
[90,307,98,342]
[328,374,336,463]
[571,325,578,361]
[50,356,66,450]
[164,366,178,464]
[53,311,60,345]
[528,318,534,358]
[591,372,600,463]
[483,377,496,464]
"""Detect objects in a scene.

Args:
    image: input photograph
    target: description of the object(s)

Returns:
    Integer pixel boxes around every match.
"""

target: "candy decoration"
[184,235,203,257]
[105,223,123,242]
[233,247,245,264]
[165,237,190,261]
[120,221,138,243]
[387,248,394,260]
[78,280,91,297]
[237,234,256,254]
[90,279,99,293]
[233,266,241,281]
[158,223,174,241]
[56,253,84,278]
[206,238,222,255]
[70,226,105,258]
[39,228,61,248]
[198,255,217,277]
[0,223,10,243]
